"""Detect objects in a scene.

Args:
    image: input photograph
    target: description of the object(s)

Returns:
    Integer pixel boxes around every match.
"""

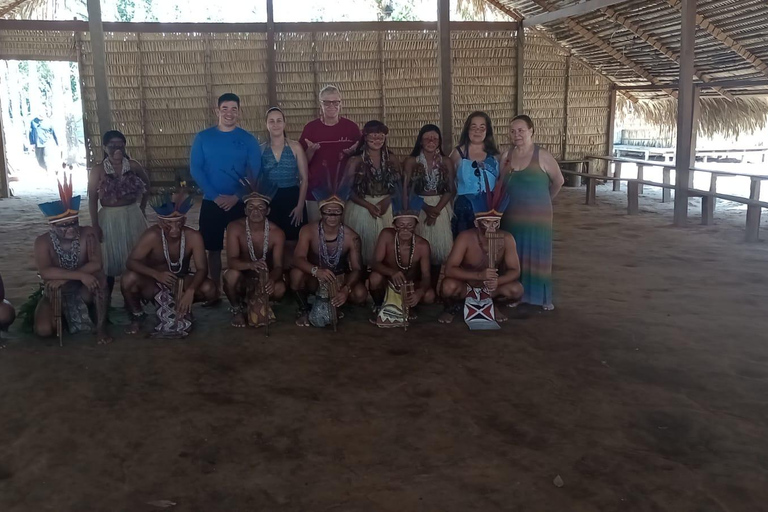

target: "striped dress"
[501,145,553,308]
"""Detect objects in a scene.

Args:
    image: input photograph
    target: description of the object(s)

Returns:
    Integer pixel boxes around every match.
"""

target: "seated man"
[0,272,17,348]
[33,175,111,344]
[290,170,367,327]
[224,177,286,328]
[370,188,434,327]
[440,182,523,325]
[122,191,216,338]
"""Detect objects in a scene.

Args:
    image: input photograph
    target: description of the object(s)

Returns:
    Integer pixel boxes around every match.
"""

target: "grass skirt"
[99,203,148,277]
[343,195,392,267]
[417,195,453,265]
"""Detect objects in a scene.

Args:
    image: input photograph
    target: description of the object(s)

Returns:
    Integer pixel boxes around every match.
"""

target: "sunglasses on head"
[472,160,486,177]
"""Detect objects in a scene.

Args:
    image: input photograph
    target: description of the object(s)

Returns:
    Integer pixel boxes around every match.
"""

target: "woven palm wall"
[451,30,516,151]
[566,58,610,166]
[523,33,567,158]
[2,27,611,183]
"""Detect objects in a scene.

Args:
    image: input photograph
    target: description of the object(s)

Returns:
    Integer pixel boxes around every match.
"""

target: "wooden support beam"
[627,181,639,215]
[516,23,525,116]
[266,0,277,107]
[637,164,644,194]
[437,0,453,154]
[745,178,762,240]
[526,0,630,26]
[561,54,570,160]
[138,33,148,168]
[378,32,386,124]
[662,167,672,202]
[601,5,733,100]
[87,0,112,136]
[617,79,768,90]
[689,85,701,178]
[613,161,622,191]
[0,109,8,199]
[701,195,715,225]
[524,0,677,98]
[666,0,768,80]
[607,86,616,161]
[674,0,696,226]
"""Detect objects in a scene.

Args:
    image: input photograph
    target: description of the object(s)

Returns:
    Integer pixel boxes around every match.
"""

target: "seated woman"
[343,120,402,267]
[87,130,150,296]
[403,124,455,271]
[261,107,309,265]
[449,111,500,238]
[0,272,16,347]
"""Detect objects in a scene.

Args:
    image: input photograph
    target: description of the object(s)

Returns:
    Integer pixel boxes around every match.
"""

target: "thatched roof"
[488,0,768,98]
[0,0,52,19]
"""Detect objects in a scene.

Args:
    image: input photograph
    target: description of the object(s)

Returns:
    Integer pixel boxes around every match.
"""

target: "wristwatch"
[311,266,318,277]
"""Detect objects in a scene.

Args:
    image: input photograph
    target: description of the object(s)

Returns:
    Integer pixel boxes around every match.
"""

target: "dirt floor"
[1,185,768,512]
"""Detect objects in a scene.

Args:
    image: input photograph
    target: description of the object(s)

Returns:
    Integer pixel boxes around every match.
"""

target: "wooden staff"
[259,267,270,337]
[487,231,502,272]
[51,284,63,347]
[328,277,338,332]
[401,281,414,332]
[173,274,185,306]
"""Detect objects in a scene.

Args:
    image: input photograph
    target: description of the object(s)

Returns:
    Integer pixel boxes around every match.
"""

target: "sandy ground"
[1,184,768,511]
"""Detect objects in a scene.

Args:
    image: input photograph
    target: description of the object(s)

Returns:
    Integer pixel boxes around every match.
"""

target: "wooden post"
[0,111,8,198]
[378,31,386,124]
[561,54,570,160]
[516,22,524,116]
[266,0,278,107]
[701,195,714,225]
[673,0,696,226]
[87,0,111,135]
[137,33,148,169]
[613,161,622,191]
[204,33,214,125]
[627,181,639,215]
[607,86,616,159]
[437,0,453,153]
[586,178,597,205]
[636,164,644,194]
[745,178,762,240]
[662,167,672,202]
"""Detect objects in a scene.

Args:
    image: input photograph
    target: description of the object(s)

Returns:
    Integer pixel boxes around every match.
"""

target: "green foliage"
[17,286,43,334]
[116,0,136,22]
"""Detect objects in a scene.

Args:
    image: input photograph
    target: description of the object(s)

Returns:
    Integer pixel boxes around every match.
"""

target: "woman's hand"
[290,204,304,227]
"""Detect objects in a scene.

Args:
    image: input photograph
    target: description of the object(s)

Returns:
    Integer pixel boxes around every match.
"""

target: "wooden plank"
[673,0,696,227]
[74,32,94,166]
[617,79,768,90]
[746,178,762,239]
[87,0,112,136]
[613,162,622,191]
[138,33,148,168]
[437,0,453,155]
[689,85,700,187]
[586,178,597,205]
[378,32,386,123]
[516,23,525,116]
[526,0,631,26]
[0,108,8,198]
[0,19,518,33]
[266,0,277,107]
[637,164,644,194]
[662,167,672,202]
[627,181,639,215]
[701,195,715,225]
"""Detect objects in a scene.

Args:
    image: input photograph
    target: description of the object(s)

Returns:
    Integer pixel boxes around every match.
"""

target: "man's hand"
[80,273,99,292]
[390,271,406,288]
[342,141,360,156]
[290,205,304,226]
[315,268,336,284]
[331,285,349,308]
[366,203,381,219]
[176,289,194,316]
[405,288,422,308]
[484,278,499,292]
[264,279,275,295]
[250,260,269,272]
[155,271,178,288]
[479,268,498,281]
[215,195,239,212]
[305,139,321,160]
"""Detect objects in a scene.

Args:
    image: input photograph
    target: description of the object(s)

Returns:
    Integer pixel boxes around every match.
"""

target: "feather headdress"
[150,185,194,220]
[38,174,81,224]
[239,167,278,206]
[470,172,510,220]
[391,182,425,222]
[312,161,352,210]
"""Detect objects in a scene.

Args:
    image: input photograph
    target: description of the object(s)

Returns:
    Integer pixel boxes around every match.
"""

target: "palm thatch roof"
[489,0,768,98]
[0,0,53,19]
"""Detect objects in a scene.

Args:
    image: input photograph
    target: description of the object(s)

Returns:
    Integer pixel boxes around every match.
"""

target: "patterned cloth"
[501,145,553,308]
[261,143,301,188]
[151,283,192,338]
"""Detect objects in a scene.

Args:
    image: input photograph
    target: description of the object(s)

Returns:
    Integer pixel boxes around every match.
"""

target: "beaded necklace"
[161,229,186,274]
[417,151,442,192]
[318,221,344,270]
[395,234,415,271]
[49,230,80,270]
[246,218,270,262]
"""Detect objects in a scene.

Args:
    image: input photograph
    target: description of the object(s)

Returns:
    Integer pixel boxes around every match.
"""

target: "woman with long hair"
[449,111,500,237]
[403,124,455,267]
[500,115,563,310]
[87,130,150,295]
[344,120,402,266]
[261,106,309,256]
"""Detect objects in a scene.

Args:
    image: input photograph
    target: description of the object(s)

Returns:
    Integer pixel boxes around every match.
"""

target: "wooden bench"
[557,159,590,187]
[560,170,630,205]
[626,179,768,242]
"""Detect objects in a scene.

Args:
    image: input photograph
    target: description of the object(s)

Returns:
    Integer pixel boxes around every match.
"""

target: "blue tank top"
[456,146,499,196]
[261,143,300,188]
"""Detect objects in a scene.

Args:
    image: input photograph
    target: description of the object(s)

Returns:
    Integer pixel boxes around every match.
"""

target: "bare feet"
[203,297,222,308]
[125,313,145,335]
[231,310,247,328]
[495,306,508,323]
[295,312,310,327]
[438,308,455,324]
[97,330,113,345]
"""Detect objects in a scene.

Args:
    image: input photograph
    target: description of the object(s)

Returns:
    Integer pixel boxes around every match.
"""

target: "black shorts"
[199,199,245,251]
